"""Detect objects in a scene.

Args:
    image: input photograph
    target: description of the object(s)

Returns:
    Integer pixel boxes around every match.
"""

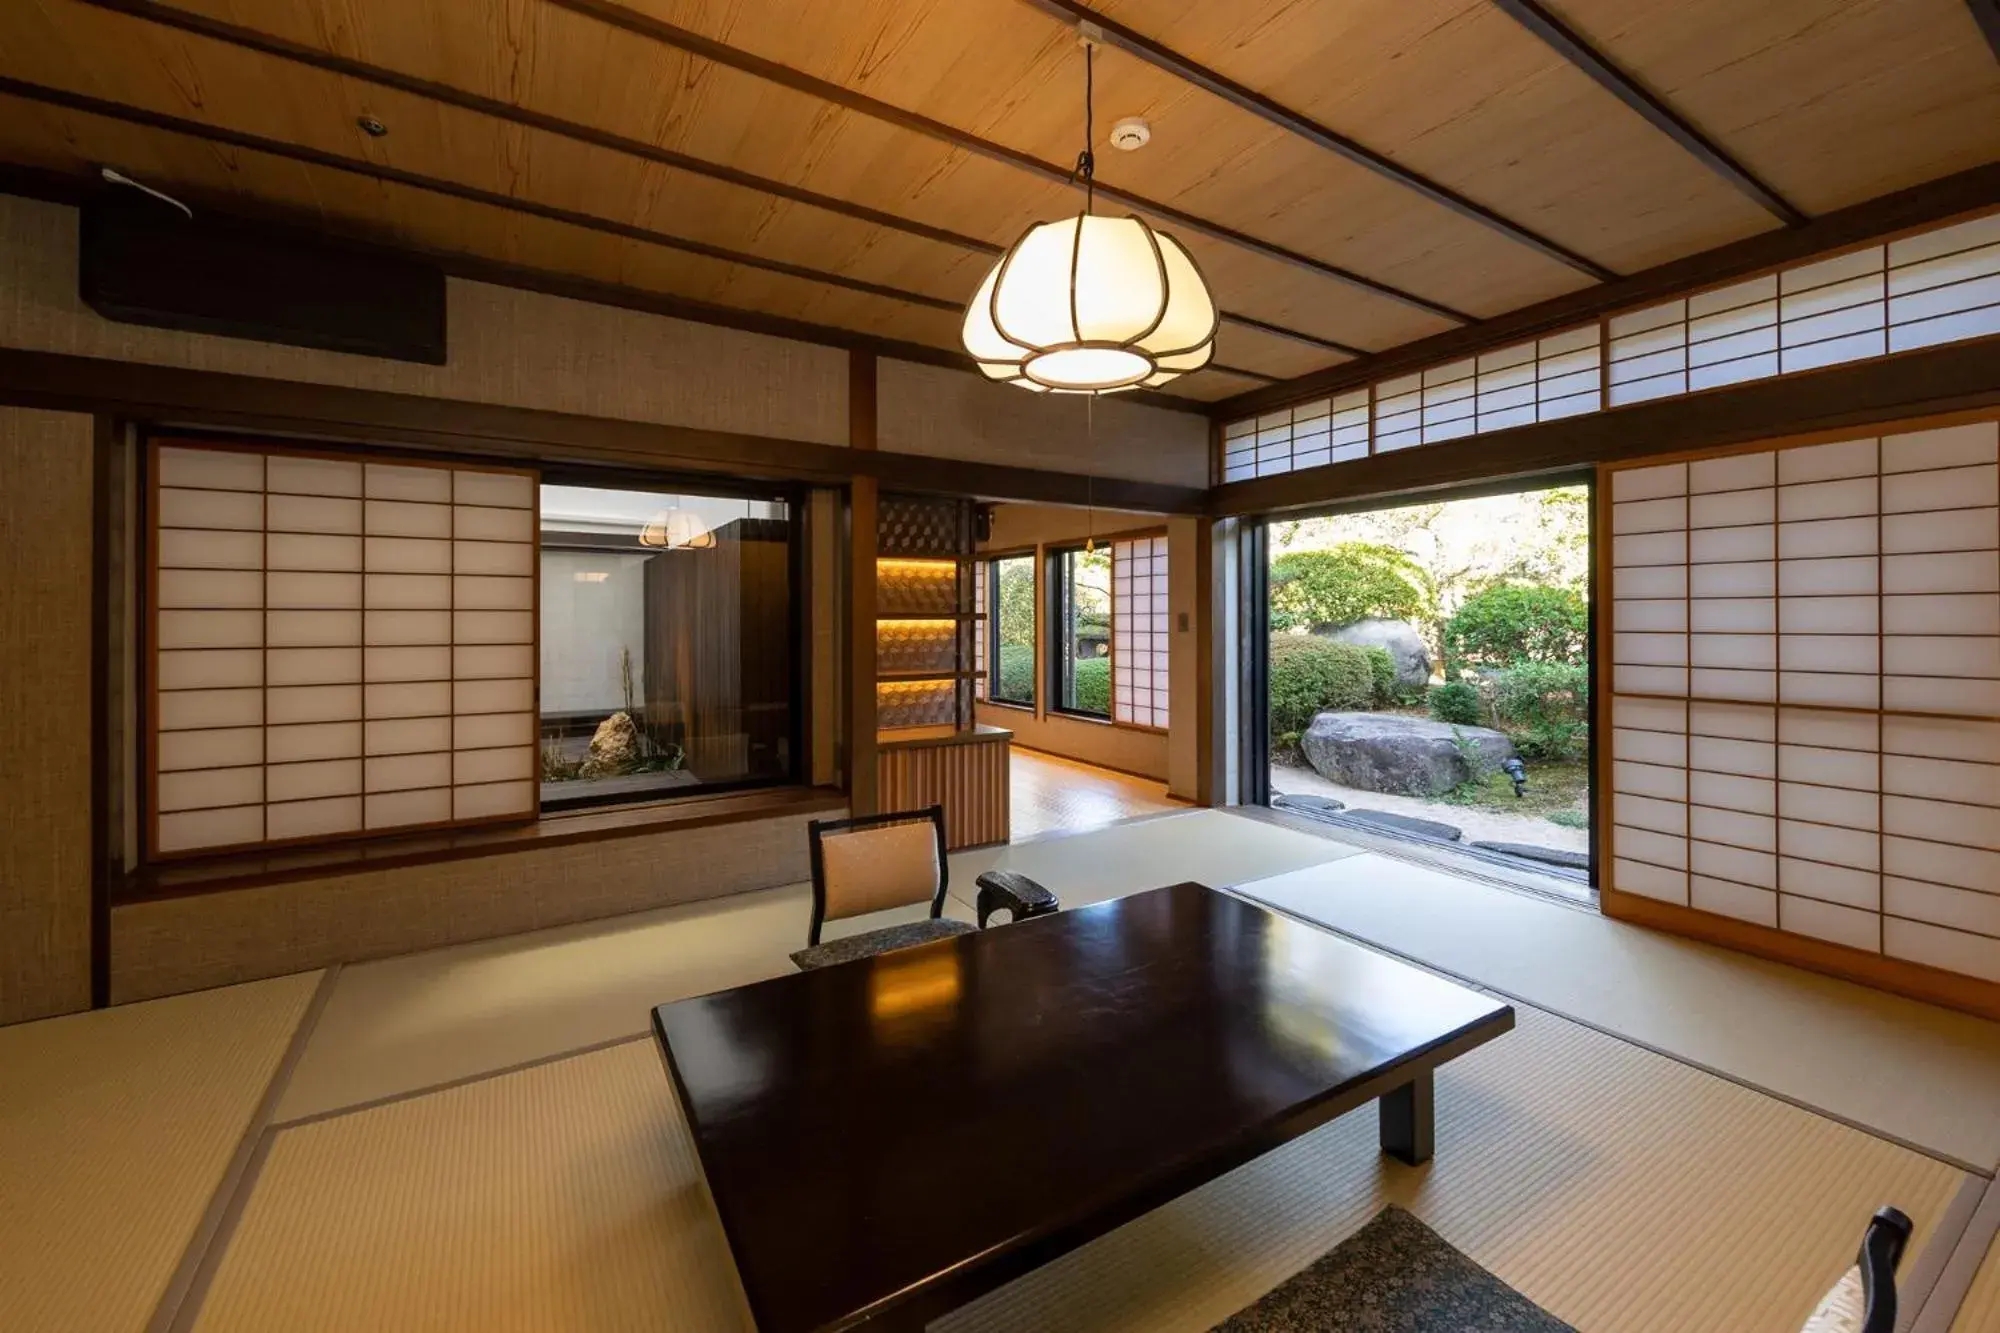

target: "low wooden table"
[652,882,1514,1333]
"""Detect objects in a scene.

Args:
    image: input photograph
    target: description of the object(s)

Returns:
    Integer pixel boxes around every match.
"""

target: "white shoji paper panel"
[1112,535,1170,729]
[1221,389,1370,482]
[1606,419,2000,981]
[972,560,988,701]
[150,443,538,857]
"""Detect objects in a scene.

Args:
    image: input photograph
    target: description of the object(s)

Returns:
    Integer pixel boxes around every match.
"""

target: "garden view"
[1268,485,1592,865]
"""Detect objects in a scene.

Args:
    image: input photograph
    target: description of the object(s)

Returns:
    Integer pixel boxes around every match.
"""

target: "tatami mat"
[187,1002,1963,1333]
[0,971,321,1333]
[279,811,1353,1122]
[1238,853,2000,1172]
[274,885,813,1122]
[950,808,1363,912]
[193,1038,752,1333]
[1959,1228,2000,1331]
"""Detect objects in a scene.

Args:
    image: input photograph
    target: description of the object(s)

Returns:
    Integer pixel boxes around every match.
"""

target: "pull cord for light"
[1084,394,1097,553]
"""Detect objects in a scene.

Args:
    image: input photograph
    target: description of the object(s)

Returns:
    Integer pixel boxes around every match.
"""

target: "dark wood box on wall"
[80,198,447,364]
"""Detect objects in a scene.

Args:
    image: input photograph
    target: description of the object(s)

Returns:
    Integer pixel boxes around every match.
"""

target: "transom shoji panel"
[149,441,539,858]
[1608,419,2000,984]
[1112,535,1170,729]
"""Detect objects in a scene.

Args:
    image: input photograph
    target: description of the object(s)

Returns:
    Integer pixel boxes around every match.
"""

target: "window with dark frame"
[537,478,800,813]
[986,552,1036,708]
[1051,544,1112,719]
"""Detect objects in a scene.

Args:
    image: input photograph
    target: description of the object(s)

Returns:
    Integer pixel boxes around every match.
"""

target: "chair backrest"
[807,806,949,944]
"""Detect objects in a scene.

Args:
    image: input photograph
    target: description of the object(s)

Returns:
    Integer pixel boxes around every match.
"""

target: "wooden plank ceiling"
[0,0,1995,405]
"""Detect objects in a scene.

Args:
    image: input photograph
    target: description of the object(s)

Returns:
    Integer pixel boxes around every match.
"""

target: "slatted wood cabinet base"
[876,726,1011,851]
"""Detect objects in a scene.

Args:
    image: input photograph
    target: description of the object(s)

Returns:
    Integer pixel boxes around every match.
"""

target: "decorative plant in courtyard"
[1426,681,1481,726]
[1442,583,1587,671]
[1269,635,1376,749]
[1489,661,1590,760]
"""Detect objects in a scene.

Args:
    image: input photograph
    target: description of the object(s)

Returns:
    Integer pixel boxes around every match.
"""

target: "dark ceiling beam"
[1488,0,1806,226]
[0,346,1212,510]
[549,0,1475,324]
[1016,0,1617,282]
[1209,159,2000,420]
[72,0,1366,361]
[1969,0,2000,61]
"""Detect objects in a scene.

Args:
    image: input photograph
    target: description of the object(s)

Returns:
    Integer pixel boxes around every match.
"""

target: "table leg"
[1379,1071,1434,1165]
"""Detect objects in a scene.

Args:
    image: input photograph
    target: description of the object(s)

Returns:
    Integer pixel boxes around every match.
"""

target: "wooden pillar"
[1192,516,1216,806]
[846,352,879,815]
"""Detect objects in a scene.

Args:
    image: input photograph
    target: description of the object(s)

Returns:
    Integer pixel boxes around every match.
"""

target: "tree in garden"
[1268,542,1428,634]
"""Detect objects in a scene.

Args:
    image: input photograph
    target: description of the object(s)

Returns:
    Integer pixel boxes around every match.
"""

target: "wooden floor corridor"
[1009,748,1184,842]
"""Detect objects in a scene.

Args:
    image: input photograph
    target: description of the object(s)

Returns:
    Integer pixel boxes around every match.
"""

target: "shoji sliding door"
[148,439,539,858]
[1606,416,2000,991]
[1112,534,1170,729]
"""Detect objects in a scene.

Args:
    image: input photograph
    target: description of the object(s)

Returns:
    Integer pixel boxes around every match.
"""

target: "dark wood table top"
[652,882,1514,1333]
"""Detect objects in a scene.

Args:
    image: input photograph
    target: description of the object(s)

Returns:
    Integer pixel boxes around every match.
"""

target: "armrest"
[974,871,1060,928]
[1858,1206,1911,1333]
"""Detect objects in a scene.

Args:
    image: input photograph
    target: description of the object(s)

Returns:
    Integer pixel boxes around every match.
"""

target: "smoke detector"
[1109,117,1151,151]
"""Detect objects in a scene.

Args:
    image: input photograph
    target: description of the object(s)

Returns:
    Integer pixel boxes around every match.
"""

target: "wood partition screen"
[146,438,539,859]
[1602,414,2000,1012]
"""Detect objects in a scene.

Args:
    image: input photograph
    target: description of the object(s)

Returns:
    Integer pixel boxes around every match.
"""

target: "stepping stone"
[1274,794,1345,813]
[1341,808,1463,842]
[1470,841,1591,871]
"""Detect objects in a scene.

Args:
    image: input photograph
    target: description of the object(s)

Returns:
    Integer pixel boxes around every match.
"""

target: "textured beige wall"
[878,359,1211,488]
[0,195,849,447]
[0,406,94,1025]
[980,503,1163,552]
[110,808,834,1003]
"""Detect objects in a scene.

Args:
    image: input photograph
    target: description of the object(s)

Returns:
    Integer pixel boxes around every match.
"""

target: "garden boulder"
[1317,618,1431,690]
[1299,712,1518,797]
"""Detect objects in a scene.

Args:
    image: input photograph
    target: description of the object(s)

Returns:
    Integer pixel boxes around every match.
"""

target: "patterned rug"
[1210,1206,1574,1332]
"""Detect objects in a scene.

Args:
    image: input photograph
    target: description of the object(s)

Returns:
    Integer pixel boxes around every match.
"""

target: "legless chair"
[790,807,974,971]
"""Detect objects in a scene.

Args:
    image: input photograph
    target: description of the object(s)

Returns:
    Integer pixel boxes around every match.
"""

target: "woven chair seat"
[790,917,976,970]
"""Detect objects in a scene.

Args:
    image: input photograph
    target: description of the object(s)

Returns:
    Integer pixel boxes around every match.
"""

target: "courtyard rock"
[1299,711,1518,797]
[1317,618,1432,690]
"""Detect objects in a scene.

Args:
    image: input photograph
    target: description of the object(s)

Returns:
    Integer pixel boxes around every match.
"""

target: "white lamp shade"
[639,508,715,549]
[963,213,1216,394]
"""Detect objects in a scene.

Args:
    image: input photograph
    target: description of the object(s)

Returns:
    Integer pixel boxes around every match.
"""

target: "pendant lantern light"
[961,42,1216,394]
[639,507,714,550]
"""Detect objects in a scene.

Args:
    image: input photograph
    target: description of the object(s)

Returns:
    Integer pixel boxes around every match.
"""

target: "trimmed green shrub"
[995,643,1035,703]
[1442,583,1587,670]
[1490,661,1590,760]
[1269,635,1374,739]
[1428,681,1481,726]
[1269,543,1427,634]
[1361,645,1398,706]
[1072,656,1111,715]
